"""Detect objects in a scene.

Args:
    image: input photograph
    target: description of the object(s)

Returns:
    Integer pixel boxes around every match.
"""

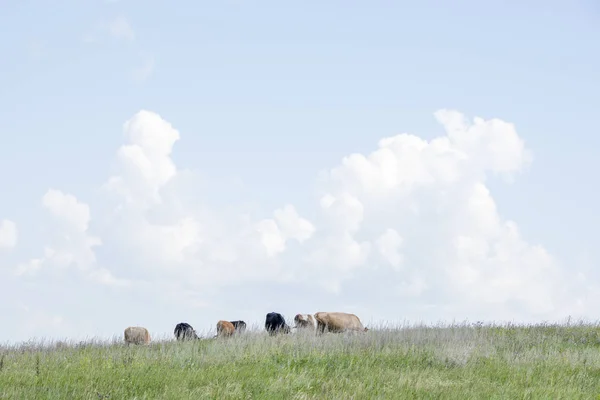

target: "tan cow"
[124,326,151,344]
[314,312,368,334]
[294,314,316,330]
[216,320,235,338]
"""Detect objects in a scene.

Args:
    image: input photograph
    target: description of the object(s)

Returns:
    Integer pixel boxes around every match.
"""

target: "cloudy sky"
[1,1,599,344]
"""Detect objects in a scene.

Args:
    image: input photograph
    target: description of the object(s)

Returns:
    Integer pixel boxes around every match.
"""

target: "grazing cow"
[230,320,247,334]
[265,312,291,336]
[124,326,151,345]
[294,314,316,330]
[216,320,235,337]
[314,312,368,334]
[174,322,199,341]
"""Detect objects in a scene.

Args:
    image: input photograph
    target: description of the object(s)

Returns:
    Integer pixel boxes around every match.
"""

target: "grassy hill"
[1,322,600,399]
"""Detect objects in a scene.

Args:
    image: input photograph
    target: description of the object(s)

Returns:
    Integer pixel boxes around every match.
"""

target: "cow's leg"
[316,321,326,335]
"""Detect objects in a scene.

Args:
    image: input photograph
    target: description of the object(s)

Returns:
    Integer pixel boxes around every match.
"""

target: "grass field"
[2,321,600,399]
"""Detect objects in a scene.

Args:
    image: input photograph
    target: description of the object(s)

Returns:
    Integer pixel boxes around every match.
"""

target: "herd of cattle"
[123,311,369,345]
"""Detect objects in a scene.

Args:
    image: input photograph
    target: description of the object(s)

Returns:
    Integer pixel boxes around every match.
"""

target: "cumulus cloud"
[14,190,127,287]
[83,15,135,44]
[274,205,316,243]
[82,15,154,82]
[107,15,135,42]
[95,111,313,290]
[257,204,316,257]
[5,107,594,343]
[42,189,92,233]
[104,109,179,207]
[306,110,552,313]
[98,111,204,272]
[0,219,17,249]
[375,229,404,270]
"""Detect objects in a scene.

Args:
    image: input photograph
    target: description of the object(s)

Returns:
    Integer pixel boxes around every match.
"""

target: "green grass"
[2,322,600,399]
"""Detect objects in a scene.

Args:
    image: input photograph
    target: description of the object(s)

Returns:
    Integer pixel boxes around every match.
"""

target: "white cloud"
[96,111,301,287]
[82,15,153,82]
[39,189,101,271]
[0,219,17,249]
[256,204,316,257]
[256,219,286,257]
[433,109,532,177]
[376,228,403,270]
[42,189,92,233]
[5,108,596,343]
[319,192,364,233]
[310,111,540,294]
[84,15,135,44]
[104,109,180,206]
[13,189,128,288]
[107,15,135,42]
[273,204,315,243]
[98,111,202,270]
[14,257,43,276]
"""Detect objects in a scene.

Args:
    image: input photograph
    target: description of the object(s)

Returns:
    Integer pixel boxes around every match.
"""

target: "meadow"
[2,321,600,399]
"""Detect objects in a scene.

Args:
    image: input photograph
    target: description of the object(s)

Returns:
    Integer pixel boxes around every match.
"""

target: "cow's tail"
[314,312,327,335]
[313,312,323,324]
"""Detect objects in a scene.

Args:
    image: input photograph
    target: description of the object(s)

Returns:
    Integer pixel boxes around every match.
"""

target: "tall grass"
[2,321,600,399]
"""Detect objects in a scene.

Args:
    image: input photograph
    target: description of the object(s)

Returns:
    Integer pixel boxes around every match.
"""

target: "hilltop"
[1,322,600,399]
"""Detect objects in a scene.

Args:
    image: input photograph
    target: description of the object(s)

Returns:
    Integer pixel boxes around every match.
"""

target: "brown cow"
[314,312,368,334]
[124,326,151,344]
[294,314,316,330]
[216,320,235,338]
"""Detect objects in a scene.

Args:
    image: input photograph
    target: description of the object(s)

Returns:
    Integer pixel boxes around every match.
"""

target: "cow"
[216,320,235,338]
[294,314,316,330]
[230,320,247,334]
[314,312,368,334]
[174,322,199,341]
[124,326,151,345]
[265,312,291,336]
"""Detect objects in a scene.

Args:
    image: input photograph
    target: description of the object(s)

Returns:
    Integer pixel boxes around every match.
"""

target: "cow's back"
[294,313,316,329]
[315,312,366,333]
[174,322,198,340]
[124,326,151,344]
[265,312,290,335]
[230,320,247,333]
[216,320,235,337]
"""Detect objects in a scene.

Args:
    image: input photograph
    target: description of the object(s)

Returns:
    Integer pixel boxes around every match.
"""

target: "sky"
[1,0,599,344]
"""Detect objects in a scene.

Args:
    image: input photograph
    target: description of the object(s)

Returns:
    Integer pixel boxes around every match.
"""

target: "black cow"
[174,322,199,341]
[265,312,291,336]
[230,320,247,334]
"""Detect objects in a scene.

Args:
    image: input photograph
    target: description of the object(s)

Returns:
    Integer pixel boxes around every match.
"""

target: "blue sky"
[0,1,599,343]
